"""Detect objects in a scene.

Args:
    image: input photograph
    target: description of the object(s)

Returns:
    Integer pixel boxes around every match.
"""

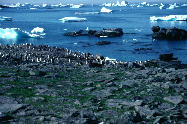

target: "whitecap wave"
[150,15,187,21]
[59,17,87,23]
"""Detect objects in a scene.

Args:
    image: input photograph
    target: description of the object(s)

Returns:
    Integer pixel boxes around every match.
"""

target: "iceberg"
[70,4,83,8]
[100,7,112,13]
[0,16,12,21]
[103,1,128,7]
[30,8,37,10]
[31,27,44,34]
[150,15,187,21]
[59,17,87,23]
[0,28,45,40]
[167,3,179,9]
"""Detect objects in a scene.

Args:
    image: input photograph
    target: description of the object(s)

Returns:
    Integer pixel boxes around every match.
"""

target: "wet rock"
[159,53,177,61]
[0,5,9,8]
[152,26,187,41]
[166,27,187,40]
[164,95,183,105]
[96,41,111,45]
[94,28,123,37]
[152,26,160,33]
[64,28,123,38]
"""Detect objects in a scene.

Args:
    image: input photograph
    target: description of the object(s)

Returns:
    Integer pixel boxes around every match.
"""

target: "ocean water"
[0,4,187,63]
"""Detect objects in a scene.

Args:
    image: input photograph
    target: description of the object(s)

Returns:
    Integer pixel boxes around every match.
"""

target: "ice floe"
[100,7,112,13]
[30,8,37,10]
[150,15,187,21]
[0,16,12,21]
[0,27,45,40]
[59,17,87,23]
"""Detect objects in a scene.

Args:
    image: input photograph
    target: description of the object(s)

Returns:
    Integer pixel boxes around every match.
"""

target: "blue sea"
[0,3,187,63]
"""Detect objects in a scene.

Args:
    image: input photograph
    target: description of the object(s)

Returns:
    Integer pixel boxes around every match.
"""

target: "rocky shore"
[0,44,187,124]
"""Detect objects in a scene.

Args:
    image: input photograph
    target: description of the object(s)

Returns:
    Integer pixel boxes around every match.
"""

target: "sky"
[0,0,185,5]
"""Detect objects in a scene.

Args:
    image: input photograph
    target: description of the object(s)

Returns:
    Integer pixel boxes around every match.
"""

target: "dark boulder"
[152,26,187,41]
[96,41,111,45]
[64,30,88,37]
[159,53,177,61]
[166,28,187,40]
[64,28,123,37]
[94,28,123,37]
[0,5,9,8]
[152,26,160,33]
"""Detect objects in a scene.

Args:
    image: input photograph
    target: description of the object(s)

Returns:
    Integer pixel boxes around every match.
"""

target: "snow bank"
[150,15,187,21]
[59,17,87,23]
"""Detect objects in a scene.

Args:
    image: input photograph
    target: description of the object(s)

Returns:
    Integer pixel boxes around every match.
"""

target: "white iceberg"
[159,3,165,9]
[59,17,87,23]
[150,15,187,21]
[70,4,83,8]
[167,3,179,9]
[0,28,45,40]
[30,8,37,10]
[8,3,21,8]
[0,16,12,21]
[103,3,112,7]
[181,4,187,7]
[31,27,44,34]
[100,7,112,13]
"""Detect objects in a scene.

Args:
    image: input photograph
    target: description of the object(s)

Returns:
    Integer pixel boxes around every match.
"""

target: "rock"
[164,95,183,105]
[0,96,18,104]
[29,70,36,76]
[115,80,136,89]
[152,26,187,41]
[135,106,155,119]
[0,5,9,8]
[166,27,187,40]
[64,28,123,38]
[94,28,123,37]
[159,53,177,61]
[182,82,187,89]
[0,104,24,114]
[152,26,160,33]
[96,41,111,45]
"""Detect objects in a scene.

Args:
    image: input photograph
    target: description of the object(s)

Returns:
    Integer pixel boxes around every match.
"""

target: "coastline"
[0,44,187,123]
